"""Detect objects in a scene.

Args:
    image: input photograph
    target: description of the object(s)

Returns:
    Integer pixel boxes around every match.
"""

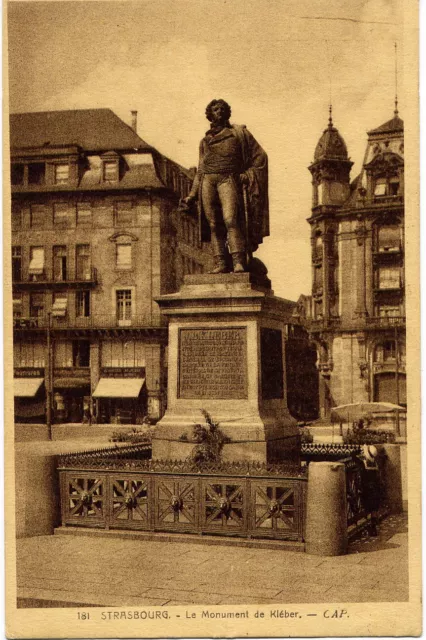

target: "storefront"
[93,371,147,424]
[53,381,91,423]
[14,372,46,424]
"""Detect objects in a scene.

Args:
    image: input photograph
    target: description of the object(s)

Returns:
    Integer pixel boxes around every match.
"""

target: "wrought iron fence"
[342,454,387,535]
[58,450,307,542]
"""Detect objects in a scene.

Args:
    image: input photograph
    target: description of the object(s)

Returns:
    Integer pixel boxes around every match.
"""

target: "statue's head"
[205,99,231,124]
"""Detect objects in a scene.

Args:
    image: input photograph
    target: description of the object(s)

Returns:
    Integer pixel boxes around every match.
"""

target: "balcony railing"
[365,316,406,328]
[13,313,164,330]
[13,268,98,287]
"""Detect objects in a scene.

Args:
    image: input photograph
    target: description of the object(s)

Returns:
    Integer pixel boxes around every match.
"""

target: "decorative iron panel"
[61,473,106,526]
[201,479,247,534]
[251,480,303,540]
[109,476,150,530]
[154,476,199,532]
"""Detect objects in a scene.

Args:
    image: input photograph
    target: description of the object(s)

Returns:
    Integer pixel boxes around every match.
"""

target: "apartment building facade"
[11,108,211,425]
[305,107,405,418]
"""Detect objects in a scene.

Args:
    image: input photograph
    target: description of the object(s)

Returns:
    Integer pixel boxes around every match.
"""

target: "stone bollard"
[381,444,404,513]
[305,461,348,556]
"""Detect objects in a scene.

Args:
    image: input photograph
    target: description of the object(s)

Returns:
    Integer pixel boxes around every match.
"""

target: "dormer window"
[54,163,69,185]
[374,176,400,197]
[11,164,24,186]
[101,151,121,184]
[103,161,118,182]
[28,163,45,185]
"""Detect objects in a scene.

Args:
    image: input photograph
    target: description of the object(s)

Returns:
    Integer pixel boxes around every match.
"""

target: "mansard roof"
[10,108,152,152]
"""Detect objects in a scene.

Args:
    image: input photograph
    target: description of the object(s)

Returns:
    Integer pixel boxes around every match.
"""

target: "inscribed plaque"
[178,327,247,399]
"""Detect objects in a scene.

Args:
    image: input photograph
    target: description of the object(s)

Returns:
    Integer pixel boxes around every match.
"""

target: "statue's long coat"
[191,124,269,253]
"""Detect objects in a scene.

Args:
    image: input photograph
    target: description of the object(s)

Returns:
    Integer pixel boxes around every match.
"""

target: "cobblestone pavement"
[16,514,408,608]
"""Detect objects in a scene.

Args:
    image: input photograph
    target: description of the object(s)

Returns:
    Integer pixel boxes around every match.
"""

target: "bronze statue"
[183,99,269,273]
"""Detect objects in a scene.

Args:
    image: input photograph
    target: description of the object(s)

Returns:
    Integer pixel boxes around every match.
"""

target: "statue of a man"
[183,99,269,273]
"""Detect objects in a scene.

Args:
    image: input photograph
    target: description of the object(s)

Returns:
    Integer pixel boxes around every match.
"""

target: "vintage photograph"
[5,0,420,637]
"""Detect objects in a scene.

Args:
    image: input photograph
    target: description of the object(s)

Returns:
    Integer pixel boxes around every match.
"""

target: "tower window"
[378,267,400,289]
[377,225,401,252]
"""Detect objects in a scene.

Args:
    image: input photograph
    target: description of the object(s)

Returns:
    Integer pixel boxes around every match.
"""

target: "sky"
[7,0,404,300]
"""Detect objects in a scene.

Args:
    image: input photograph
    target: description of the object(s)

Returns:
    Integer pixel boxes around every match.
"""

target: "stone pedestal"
[152,273,298,463]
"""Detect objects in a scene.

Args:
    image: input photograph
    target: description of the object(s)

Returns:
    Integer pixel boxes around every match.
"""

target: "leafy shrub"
[299,428,313,444]
[109,427,152,444]
[344,428,395,445]
[186,410,231,467]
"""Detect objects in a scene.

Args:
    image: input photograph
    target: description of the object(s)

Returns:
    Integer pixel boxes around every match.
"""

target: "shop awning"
[14,378,44,397]
[52,297,67,317]
[92,378,145,399]
[28,250,44,275]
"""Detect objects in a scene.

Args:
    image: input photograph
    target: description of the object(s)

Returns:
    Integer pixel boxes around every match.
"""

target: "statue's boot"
[209,233,228,274]
[210,256,228,274]
[231,252,246,273]
[227,227,246,273]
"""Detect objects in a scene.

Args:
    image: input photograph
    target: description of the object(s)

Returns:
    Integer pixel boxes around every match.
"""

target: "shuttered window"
[116,243,132,270]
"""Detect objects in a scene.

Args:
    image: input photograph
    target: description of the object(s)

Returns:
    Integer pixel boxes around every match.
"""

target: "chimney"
[131,110,138,133]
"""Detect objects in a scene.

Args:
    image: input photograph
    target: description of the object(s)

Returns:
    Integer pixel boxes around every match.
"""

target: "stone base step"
[54,526,305,552]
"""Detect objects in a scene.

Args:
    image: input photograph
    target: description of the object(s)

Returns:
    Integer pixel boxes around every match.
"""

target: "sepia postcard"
[4,0,421,637]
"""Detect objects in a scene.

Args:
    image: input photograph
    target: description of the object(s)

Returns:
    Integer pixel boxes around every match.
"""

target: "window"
[77,202,92,225]
[54,341,73,368]
[378,305,401,318]
[12,204,22,230]
[76,245,91,280]
[76,290,91,317]
[28,163,45,185]
[30,204,44,228]
[54,202,73,226]
[54,164,69,185]
[383,341,396,361]
[72,340,90,367]
[378,225,401,252]
[101,340,145,367]
[374,176,401,197]
[103,161,118,183]
[116,289,132,325]
[13,293,22,319]
[114,201,133,226]
[11,164,24,186]
[14,341,45,367]
[53,246,67,281]
[12,246,22,282]
[378,267,400,289]
[29,247,44,278]
[116,243,132,270]
[374,178,387,196]
[30,293,44,318]
[52,292,68,317]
